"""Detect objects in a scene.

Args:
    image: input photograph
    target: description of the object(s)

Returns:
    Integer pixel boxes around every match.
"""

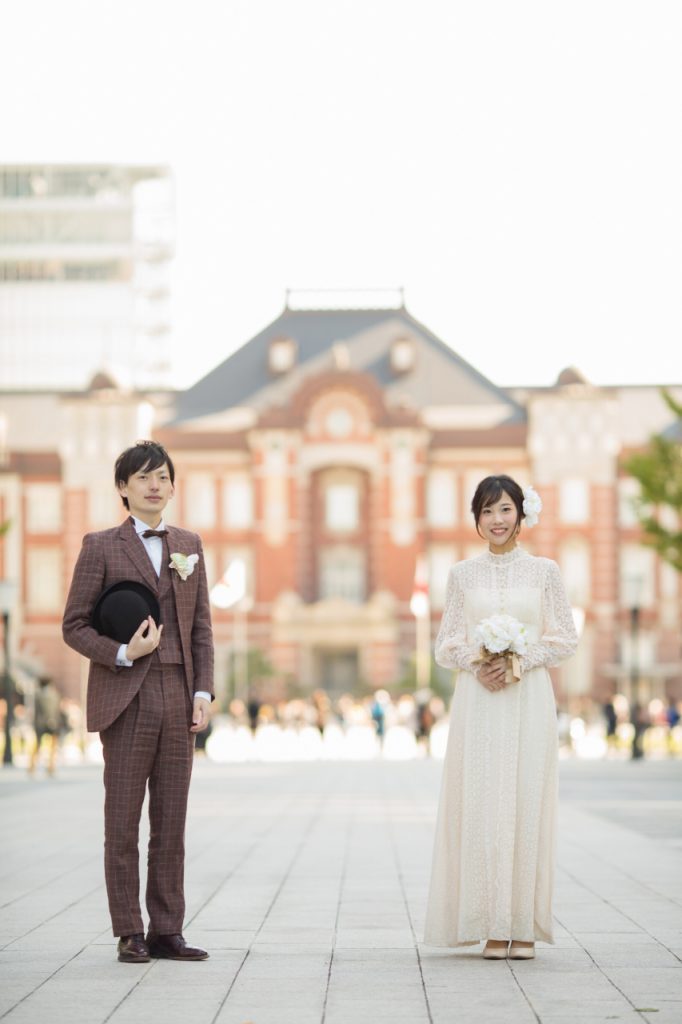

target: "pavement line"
[559,821,682,964]
[554,902,651,1021]
[1,880,103,951]
[560,808,682,923]
[0,853,100,912]
[100,959,158,1024]
[208,778,337,1024]
[0,770,308,1019]
[0,943,93,1021]
[97,772,321,1023]
[184,787,304,927]
[320,801,354,1024]
[506,961,542,1024]
[383,762,434,1024]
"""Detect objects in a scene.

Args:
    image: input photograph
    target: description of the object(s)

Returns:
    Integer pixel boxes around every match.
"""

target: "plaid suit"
[63,517,214,936]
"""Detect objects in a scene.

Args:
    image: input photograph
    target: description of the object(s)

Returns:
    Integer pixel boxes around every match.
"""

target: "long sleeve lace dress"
[423,547,578,947]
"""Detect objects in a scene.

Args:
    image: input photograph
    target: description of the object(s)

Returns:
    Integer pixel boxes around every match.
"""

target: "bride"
[423,474,578,960]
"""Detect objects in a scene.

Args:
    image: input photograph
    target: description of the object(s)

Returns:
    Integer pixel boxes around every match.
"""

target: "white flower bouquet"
[473,613,529,684]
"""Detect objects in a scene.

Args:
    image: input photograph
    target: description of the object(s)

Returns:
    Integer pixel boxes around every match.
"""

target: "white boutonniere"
[169,552,199,581]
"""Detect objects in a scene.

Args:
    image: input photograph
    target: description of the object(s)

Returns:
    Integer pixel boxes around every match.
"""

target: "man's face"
[118,462,175,525]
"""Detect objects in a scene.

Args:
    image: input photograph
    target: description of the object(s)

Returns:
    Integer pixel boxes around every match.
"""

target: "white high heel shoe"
[483,941,509,960]
[508,942,535,960]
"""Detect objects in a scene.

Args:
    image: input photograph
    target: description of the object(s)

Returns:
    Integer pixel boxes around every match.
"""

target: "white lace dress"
[423,547,578,947]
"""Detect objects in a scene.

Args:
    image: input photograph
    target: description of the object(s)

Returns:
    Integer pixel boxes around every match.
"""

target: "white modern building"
[0,164,174,389]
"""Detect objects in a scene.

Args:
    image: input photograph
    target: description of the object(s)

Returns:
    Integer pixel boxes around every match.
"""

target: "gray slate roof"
[172,306,525,426]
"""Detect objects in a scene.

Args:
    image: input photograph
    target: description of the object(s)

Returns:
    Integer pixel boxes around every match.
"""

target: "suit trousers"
[100,664,194,936]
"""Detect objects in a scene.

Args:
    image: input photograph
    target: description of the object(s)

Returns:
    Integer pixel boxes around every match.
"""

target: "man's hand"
[190,696,211,733]
[125,617,164,662]
[477,657,508,692]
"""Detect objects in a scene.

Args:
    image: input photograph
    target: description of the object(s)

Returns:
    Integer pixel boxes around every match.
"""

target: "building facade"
[1,300,680,713]
[0,163,174,389]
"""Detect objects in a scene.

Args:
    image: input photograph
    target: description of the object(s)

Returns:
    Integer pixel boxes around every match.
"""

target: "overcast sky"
[2,0,680,389]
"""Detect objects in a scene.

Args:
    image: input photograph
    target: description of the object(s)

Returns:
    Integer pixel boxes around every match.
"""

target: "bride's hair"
[471,474,525,536]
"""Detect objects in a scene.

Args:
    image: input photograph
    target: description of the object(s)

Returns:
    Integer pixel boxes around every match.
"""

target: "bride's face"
[477,490,519,553]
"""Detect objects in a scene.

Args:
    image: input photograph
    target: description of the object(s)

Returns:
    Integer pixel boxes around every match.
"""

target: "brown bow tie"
[142,529,168,539]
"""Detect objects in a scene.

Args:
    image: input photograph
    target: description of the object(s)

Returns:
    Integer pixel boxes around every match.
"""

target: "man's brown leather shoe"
[146,933,209,961]
[117,933,150,963]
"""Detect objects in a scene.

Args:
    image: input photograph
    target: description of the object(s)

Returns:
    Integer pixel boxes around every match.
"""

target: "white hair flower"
[522,485,542,528]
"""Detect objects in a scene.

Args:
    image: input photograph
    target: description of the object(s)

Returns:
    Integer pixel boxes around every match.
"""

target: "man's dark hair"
[471,474,525,537]
[115,441,175,509]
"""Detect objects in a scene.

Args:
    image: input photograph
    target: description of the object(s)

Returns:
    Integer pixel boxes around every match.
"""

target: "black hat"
[91,581,161,644]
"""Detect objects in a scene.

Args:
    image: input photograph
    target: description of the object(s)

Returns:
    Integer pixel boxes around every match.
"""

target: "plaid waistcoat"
[155,539,183,664]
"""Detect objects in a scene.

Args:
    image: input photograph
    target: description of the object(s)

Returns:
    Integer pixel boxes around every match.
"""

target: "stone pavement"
[0,756,681,1024]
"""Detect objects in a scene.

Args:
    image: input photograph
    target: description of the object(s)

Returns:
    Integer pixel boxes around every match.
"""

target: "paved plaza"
[1,754,681,1024]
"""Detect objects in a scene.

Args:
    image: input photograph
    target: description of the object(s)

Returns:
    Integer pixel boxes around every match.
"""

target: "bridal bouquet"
[473,614,529,684]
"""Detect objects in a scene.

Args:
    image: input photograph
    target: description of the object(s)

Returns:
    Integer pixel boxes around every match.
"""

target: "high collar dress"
[423,548,578,947]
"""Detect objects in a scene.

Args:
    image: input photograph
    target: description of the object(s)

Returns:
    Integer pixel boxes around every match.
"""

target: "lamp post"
[209,559,251,705]
[624,574,644,760]
[0,580,18,767]
[629,601,645,760]
[410,556,431,690]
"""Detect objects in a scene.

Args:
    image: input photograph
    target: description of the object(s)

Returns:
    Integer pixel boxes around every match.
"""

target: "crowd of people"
[3,680,682,770]
[198,686,682,762]
[3,678,682,769]
[230,687,446,751]
[1,675,82,775]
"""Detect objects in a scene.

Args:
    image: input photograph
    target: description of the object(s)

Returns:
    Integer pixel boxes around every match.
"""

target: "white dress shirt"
[115,516,211,703]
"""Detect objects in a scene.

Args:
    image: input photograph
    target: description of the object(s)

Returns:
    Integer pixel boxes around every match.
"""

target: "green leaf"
[624,389,682,573]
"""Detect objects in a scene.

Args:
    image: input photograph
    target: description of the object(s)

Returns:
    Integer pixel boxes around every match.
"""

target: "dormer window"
[391,337,415,374]
[269,337,297,374]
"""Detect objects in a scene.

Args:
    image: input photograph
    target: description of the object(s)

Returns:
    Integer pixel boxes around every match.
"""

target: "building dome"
[555,366,589,386]
[87,370,118,391]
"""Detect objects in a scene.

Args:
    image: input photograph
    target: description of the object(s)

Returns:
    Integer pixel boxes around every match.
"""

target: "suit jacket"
[63,518,214,733]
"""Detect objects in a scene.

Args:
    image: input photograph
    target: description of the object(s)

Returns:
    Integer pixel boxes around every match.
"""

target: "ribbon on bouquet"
[473,647,522,684]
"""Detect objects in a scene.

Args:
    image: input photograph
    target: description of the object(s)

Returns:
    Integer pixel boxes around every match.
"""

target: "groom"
[63,441,214,963]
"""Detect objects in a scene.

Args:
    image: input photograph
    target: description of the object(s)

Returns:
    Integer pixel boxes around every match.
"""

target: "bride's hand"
[477,657,508,692]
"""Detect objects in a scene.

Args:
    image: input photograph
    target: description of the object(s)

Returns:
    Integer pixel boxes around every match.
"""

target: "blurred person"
[370,689,389,745]
[630,702,649,760]
[28,675,61,776]
[59,697,84,755]
[603,697,618,752]
[396,693,417,729]
[63,441,214,965]
[12,695,32,757]
[246,691,261,734]
[311,688,331,735]
[416,696,436,754]
[423,475,578,961]
[556,706,572,752]
[666,698,681,729]
[411,692,432,749]
[335,693,356,728]
[229,697,247,723]
[260,701,276,723]
[666,698,681,756]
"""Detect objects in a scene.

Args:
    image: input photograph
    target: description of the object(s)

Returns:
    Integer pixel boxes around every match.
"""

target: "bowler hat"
[91,581,161,644]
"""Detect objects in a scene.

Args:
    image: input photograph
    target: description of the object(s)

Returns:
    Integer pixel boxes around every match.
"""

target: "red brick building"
[1,302,681,710]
